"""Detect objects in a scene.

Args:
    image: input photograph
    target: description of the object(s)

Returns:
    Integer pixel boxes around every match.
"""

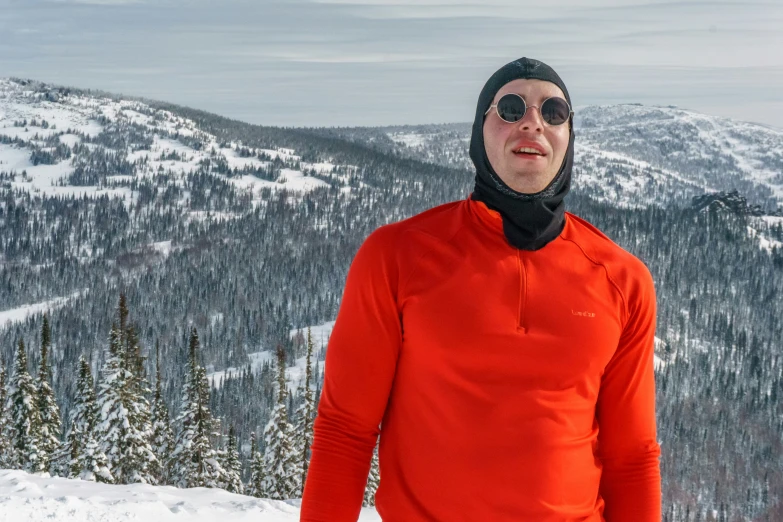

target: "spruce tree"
[219,426,243,494]
[262,344,300,499]
[170,328,197,487]
[94,323,130,480]
[71,356,112,483]
[55,356,106,479]
[0,362,13,467]
[171,327,227,488]
[79,436,114,483]
[363,441,381,507]
[8,338,43,472]
[292,326,316,496]
[247,431,265,498]
[118,293,129,341]
[51,425,79,478]
[36,314,62,474]
[121,319,157,483]
[94,302,158,484]
[150,340,174,485]
[126,322,146,383]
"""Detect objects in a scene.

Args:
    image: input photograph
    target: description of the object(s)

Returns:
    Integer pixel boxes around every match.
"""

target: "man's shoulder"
[373,199,465,244]
[563,211,654,292]
[358,199,466,277]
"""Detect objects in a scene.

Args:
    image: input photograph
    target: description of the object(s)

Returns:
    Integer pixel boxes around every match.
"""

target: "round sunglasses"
[484,93,573,126]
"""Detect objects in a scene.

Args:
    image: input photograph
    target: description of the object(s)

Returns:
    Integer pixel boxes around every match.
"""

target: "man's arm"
[596,263,662,522]
[300,225,403,522]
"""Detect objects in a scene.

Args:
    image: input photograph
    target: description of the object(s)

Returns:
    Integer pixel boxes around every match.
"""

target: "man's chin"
[498,170,554,194]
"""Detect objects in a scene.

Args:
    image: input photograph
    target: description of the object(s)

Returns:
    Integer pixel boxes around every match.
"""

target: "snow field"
[0,469,383,522]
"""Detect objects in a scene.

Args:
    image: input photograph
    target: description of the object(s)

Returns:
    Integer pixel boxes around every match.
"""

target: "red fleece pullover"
[300,194,662,521]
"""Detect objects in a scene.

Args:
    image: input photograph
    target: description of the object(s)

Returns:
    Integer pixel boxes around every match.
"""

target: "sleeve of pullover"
[596,263,662,522]
[300,225,403,522]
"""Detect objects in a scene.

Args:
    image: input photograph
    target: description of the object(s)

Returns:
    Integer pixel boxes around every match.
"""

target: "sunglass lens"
[541,97,570,125]
[496,94,526,123]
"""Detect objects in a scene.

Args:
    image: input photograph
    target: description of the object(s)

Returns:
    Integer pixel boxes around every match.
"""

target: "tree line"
[0,293,381,505]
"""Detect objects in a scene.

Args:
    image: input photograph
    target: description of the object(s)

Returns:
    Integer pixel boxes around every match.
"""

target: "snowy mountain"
[2,77,779,265]
[574,105,783,211]
[0,77,334,211]
[7,77,782,219]
[1,77,781,521]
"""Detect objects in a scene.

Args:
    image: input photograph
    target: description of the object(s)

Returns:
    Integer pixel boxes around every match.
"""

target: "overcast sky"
[1,0,781,129]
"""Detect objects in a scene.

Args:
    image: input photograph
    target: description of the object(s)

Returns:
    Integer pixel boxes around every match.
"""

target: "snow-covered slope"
[0,290,85,330]
[330,105,783,212]
[207,321,335,391]
[0,78,334,212]
[6,76,782,214]
[0,469,382,522]
[573,104,783,210]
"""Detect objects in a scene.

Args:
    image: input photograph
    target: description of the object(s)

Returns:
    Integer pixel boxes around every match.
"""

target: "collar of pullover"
[467,192,569,248]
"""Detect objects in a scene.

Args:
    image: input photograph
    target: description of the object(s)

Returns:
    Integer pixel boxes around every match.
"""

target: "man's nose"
[516,105,544,132]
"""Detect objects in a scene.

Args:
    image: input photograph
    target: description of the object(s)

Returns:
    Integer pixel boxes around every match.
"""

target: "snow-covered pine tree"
[363,440,381,507]
[150,340,174,485]
[7,338,43,472]
[51,431,79,479]
[95,323,130,480]
[247,431,265,498]
[51,357,83,477]
[262,344,300,499]
[118,292,129,339]
[71,358,112,484]
[36,314,62,475]
[194,352,229,487]
[79,435,114,483]
[170,328,197,487]
[94,305,158,485]
[125,320,146,383]
[292,326,316,495]
[219,425,243,494]
[54,356,105,479]
[170,327,227,488]
[121,318,158,482]
[0,362,13,467]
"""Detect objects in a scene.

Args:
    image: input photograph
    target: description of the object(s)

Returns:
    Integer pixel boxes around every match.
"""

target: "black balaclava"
[469,57,574,251]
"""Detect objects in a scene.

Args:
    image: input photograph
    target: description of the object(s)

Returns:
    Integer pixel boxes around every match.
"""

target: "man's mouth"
[513,147,545,157]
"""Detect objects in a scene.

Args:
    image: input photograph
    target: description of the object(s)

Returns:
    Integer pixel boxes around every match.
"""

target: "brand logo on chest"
[571,309,596,318]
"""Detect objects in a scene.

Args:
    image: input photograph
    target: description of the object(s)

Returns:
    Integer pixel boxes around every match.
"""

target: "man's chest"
[398,237,624,394]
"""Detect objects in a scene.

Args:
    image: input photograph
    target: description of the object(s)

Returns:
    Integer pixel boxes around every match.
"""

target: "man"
[300,57,661,521]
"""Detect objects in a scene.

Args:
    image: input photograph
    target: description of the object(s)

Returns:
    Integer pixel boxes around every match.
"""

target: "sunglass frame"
[484,93,573,126]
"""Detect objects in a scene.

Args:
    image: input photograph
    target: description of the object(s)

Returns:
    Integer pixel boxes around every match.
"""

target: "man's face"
[482,78,570,194]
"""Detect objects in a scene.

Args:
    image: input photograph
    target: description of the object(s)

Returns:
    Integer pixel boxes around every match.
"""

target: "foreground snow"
[0,470,382,522]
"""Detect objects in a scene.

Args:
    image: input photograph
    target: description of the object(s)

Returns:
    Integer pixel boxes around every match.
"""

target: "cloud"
[44,0,144,4]
[0,0,781,127]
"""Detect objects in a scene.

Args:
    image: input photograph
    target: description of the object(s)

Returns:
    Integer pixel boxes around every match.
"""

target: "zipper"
[517,250,528,333]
